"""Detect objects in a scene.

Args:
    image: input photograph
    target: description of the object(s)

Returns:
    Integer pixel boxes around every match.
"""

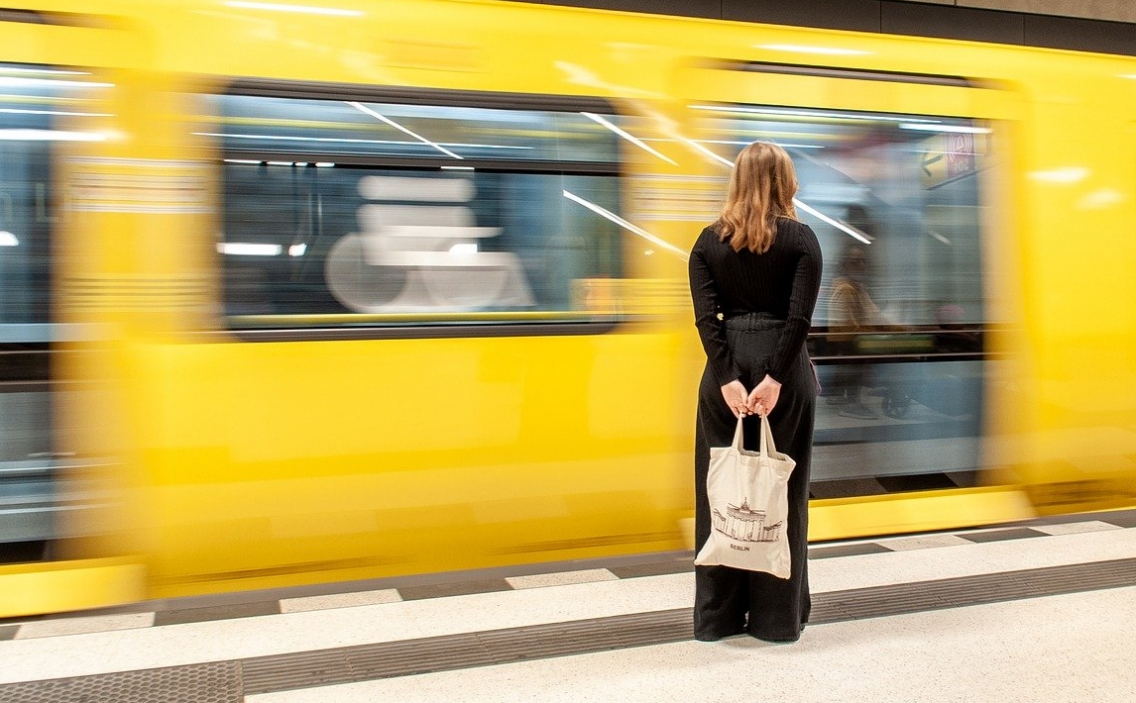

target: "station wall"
[512,0,1136,56]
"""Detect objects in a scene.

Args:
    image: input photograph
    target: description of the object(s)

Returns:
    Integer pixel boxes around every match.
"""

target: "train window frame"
[210,81,631,342]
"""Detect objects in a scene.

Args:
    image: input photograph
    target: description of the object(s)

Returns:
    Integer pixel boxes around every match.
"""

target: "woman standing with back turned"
[688,141,822,642]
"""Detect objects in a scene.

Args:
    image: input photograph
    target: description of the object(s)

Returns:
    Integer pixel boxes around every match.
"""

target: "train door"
[0,8,143,616]
[0,59,61,563]
[676,56,1032,539]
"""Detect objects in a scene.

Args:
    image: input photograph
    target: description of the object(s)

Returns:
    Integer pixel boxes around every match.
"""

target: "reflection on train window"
[694,104,993,496]
[214,94,624,329]
[693,104,989,330]
[0,66,62,335]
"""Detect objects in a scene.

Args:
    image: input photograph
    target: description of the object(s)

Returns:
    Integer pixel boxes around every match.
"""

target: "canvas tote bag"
[694,414,796,578]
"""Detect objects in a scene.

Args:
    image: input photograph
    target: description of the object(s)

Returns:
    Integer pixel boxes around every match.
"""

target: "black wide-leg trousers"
[694,316,816,642]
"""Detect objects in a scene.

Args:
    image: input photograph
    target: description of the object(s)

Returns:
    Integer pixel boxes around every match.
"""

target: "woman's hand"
[747,375,782,416]
[720,380,750,418]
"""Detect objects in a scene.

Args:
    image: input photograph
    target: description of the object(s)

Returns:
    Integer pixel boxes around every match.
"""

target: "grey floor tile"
[1099,512,1136,529]
[1029,508,1136,526]
[957,528,1049,544]
[153,600,280,627]
[398,579,512,601]
[808,542,893,559]
[608,560,694,578]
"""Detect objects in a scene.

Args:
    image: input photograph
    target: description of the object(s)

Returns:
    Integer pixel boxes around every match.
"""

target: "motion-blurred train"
[2,0,1135,617]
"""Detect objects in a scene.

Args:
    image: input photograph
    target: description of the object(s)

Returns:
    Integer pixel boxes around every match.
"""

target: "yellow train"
[2,0,1135,617]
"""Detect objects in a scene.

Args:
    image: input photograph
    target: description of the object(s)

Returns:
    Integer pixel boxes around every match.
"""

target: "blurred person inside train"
[826,216,883,420]
[688,141,822,642]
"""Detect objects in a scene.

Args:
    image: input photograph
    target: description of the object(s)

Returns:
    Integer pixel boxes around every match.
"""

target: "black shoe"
[755,636,799,644]
[695,625,746,642]
[750,631,801,643]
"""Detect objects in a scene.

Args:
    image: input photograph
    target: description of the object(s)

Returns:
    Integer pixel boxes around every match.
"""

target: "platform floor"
[2,510,1135,702]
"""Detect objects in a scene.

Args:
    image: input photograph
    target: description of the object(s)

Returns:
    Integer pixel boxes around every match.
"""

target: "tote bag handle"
[759,414,779,458]
[730,414,780,458]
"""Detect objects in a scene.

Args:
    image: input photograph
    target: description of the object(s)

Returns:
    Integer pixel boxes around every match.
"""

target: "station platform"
[2,509,1135,702]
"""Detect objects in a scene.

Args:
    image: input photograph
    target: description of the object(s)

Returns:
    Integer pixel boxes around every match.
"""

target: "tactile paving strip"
[239,609,694,695]
[813,556,1136,621]
[0,662,241,703]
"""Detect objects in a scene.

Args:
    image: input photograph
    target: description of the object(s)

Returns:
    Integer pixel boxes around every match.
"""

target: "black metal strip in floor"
[4,557,1135,702]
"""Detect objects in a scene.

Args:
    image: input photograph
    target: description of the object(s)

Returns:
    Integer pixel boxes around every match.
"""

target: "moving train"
[2,0,1135,617]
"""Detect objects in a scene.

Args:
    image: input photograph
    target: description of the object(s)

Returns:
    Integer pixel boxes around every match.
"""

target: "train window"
[210,91,624,336]
[0,63,100,555]
[693,103,993,497]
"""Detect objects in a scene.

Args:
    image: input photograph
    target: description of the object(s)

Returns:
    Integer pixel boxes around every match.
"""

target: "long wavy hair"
[715,141,799,253]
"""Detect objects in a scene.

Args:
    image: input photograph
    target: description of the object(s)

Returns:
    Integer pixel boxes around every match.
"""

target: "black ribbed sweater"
[688,219,823,386]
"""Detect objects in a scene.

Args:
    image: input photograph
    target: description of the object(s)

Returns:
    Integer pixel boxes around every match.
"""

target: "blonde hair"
[715,141,799,253]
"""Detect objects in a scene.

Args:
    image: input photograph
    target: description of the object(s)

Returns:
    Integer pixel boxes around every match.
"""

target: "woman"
[688,141,822,642]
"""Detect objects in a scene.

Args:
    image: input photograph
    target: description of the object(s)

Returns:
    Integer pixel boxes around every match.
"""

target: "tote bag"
[694,414,796,578]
